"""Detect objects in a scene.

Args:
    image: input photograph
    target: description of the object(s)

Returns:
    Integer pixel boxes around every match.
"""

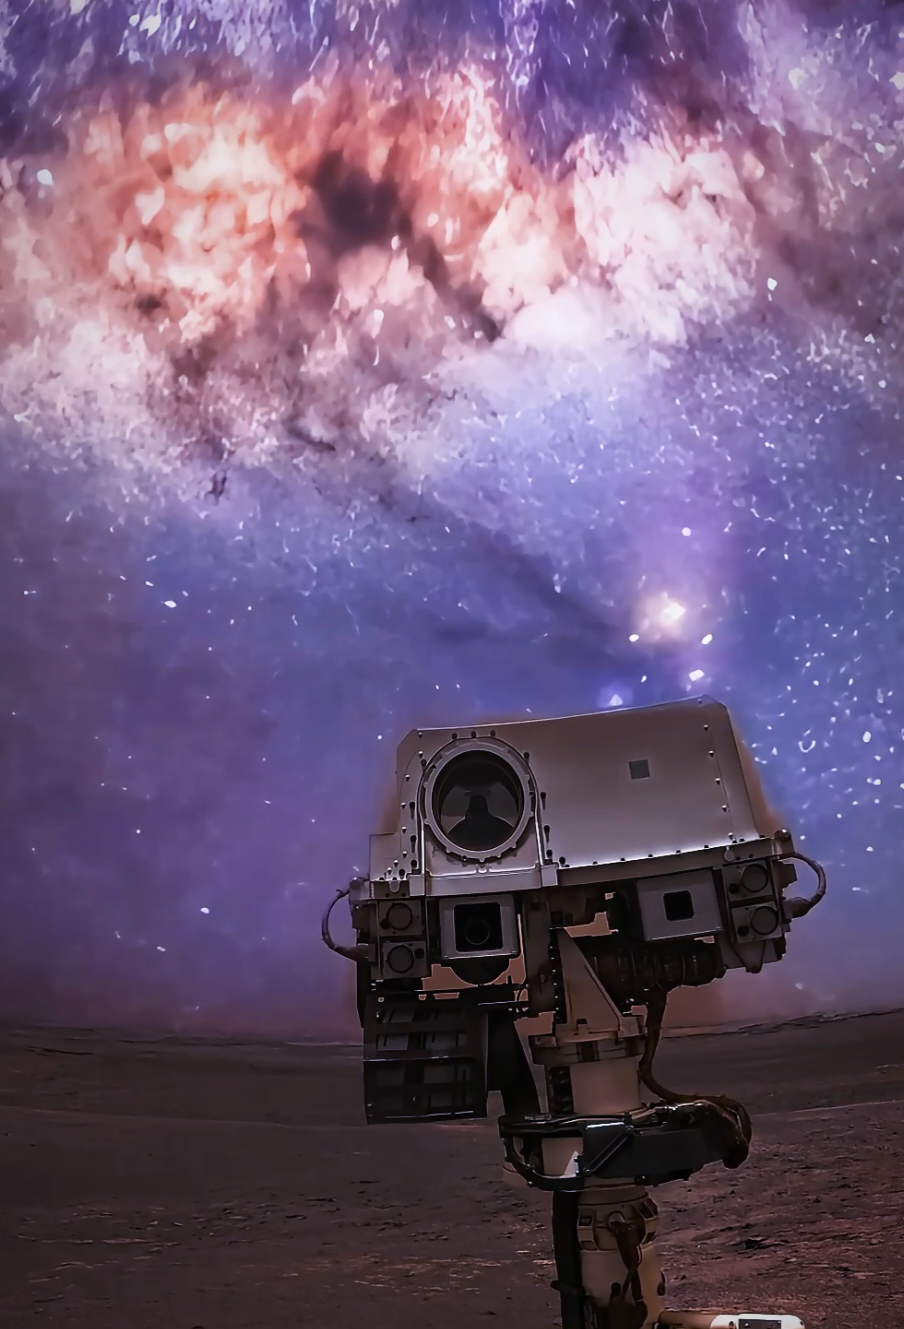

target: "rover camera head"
[335,697,825,1120]
[358,697,807,964]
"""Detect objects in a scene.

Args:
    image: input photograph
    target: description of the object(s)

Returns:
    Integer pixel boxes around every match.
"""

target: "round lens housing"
[740,862,770,895]
[430,750,525,854]
[750,905,779,936]
[384,902,414,932]
[385,944,415,974]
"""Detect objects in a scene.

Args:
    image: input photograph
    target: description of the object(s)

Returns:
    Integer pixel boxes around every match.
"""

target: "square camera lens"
[453,901,504,954]
[663,889,695,922]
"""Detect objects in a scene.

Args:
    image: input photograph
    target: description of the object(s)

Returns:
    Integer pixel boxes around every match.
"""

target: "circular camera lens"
[750,905,779,936]
[386,944,415,974]
[432,751,524,853]
[463,918,493,949]
[453,901,505,954]
[740,862,770,895]
[385,902,414,932]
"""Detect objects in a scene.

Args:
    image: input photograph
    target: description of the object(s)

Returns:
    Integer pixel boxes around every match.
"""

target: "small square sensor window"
[629,759,650,780]
[663,889,695,922]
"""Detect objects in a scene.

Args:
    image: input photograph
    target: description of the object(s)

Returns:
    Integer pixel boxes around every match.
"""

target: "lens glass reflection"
[433,753,523,852]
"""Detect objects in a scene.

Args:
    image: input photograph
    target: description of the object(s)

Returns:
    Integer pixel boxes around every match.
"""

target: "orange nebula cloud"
[0,62,770,483]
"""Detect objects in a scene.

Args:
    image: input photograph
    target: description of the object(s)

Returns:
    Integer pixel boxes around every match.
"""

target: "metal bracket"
[498,1104,731,1194]
[557,929,632,1042]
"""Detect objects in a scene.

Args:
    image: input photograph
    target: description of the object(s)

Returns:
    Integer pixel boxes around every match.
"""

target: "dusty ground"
[2,1010,904,1328]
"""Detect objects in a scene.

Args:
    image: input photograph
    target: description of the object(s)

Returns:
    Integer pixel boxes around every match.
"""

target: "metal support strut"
[544,931,663,1328]
[499,931,757,1329]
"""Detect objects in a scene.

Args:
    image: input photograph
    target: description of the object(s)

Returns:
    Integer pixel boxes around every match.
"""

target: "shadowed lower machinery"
[323,696,826,1329]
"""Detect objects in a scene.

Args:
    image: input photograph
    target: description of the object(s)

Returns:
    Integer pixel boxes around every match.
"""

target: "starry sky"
[0,0,902,1036]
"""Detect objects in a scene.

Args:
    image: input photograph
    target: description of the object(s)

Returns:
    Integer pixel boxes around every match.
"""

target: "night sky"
[0,0,902,1036]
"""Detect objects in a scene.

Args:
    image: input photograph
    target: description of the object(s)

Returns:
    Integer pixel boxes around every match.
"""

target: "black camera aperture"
[453,901,504,953]
[663,889,695,922]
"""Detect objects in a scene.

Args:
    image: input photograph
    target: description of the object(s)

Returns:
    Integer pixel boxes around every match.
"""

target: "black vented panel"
[362,993,489,1123]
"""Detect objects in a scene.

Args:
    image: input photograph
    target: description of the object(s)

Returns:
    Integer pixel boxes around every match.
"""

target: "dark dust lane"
[1,1012,903,1328]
